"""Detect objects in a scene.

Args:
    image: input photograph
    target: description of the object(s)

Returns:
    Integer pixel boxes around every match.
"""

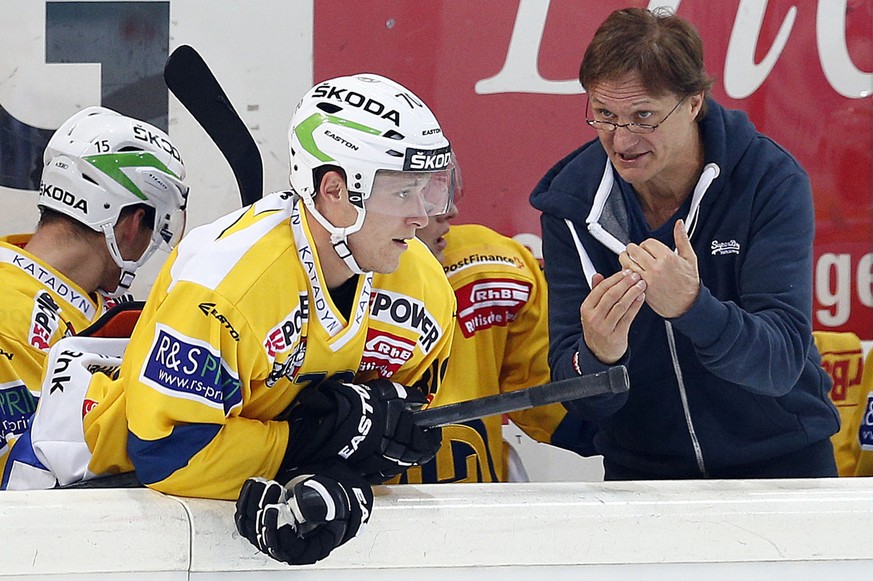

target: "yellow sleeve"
[812,331,865,476]
[0,333,43,481]
[0,332,43,436]
[123,281,287,500]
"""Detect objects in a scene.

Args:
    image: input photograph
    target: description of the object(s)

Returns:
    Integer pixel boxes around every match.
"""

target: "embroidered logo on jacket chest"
[710,239,741,255]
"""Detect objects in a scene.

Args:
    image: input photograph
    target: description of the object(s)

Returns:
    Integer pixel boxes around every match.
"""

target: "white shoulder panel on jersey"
[168,192,294,292]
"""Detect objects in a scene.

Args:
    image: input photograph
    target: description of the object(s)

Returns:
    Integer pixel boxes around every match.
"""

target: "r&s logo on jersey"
[141,325,242,415]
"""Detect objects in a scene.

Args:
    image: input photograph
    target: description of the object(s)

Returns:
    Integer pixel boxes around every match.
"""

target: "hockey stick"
[57,368,626,489]
[163,45,264,206]
[412,365,628,428]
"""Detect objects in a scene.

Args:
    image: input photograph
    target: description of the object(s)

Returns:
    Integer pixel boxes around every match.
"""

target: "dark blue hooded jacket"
[529,98,839,478]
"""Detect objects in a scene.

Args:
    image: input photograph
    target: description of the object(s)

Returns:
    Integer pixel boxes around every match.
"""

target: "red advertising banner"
[314,0,873,338]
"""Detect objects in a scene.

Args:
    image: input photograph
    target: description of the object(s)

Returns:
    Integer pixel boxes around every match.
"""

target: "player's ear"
[114,207,147,242]
[319,171,347,203]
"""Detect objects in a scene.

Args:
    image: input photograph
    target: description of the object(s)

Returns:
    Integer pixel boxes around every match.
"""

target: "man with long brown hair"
[531,7,838,480]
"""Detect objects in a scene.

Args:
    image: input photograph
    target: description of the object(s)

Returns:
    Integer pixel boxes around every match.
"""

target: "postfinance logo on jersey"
[141,325,242,415]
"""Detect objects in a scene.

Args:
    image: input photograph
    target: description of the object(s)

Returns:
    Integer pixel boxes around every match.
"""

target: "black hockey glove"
[284,378,442,483]
[234,460,372,566]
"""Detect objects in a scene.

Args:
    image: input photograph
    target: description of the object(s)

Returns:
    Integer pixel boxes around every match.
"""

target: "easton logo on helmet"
[404,146,452,171]
[312,84,401,126]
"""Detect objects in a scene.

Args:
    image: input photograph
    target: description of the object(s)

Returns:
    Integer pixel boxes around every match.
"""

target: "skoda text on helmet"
[288,73,455,274]
[39,106,189,296]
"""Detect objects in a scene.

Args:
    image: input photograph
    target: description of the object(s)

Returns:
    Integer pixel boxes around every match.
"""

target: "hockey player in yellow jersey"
[123,187,452,499]
[11,73,456,566]
[0,106,188,489]
[843,348,873,476]
[410,168,595,484]
[150,74,454,565]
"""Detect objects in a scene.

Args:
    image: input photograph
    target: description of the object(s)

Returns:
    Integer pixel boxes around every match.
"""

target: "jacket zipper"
[665,321,708,476]
[570,158,722,477]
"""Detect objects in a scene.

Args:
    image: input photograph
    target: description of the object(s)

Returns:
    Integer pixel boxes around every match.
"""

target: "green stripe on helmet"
[83,152,179,201]
[294,113,381,162]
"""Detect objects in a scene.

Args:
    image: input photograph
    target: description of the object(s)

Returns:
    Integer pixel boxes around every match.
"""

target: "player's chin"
[367,247,405,274]
[371,260,402,274]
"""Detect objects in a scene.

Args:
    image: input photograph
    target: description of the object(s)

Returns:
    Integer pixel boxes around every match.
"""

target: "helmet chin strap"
[299,193,369,274]
[99,223,160,298]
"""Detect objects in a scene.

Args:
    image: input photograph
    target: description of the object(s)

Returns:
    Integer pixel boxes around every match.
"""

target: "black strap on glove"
[234,459,372,566]
[283,378,442,483]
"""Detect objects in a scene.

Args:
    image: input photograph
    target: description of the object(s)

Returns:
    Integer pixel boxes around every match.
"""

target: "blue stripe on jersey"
[127,423,221,485]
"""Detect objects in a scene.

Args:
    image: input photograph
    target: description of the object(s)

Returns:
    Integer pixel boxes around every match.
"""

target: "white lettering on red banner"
[359,329,415,378]
[456,278,532,338]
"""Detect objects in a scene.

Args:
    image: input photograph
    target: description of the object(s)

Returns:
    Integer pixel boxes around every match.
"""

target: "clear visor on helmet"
[365,165,455,218]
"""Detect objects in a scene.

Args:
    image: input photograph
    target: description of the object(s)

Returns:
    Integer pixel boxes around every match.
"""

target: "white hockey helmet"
[288,73,454,273]
[39,106,189,294]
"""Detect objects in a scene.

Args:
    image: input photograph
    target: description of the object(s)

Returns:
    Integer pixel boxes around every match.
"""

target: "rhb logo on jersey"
[456,279,531,338]
[360,330,415,378]
[369,290,443,353]
[403,145,452,171]
[141,326,242,415]
[28,291,61,351]
[818,346,863,402]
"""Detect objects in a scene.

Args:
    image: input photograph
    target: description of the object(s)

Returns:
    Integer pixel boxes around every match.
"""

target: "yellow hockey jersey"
[0,235,122,484]
[121,193,454,499]
[812,331,865,476]
[846,348,873,476]
[397,224,586,484]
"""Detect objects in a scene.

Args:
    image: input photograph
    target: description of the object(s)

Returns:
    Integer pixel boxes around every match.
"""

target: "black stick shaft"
[164,45,264,206]
[412,365,628,429]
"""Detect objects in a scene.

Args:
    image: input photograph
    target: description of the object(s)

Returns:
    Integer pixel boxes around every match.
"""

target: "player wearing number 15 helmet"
[0,106,188,488]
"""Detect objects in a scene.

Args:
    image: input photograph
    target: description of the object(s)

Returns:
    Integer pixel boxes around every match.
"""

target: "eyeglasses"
[586,96,686,134]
